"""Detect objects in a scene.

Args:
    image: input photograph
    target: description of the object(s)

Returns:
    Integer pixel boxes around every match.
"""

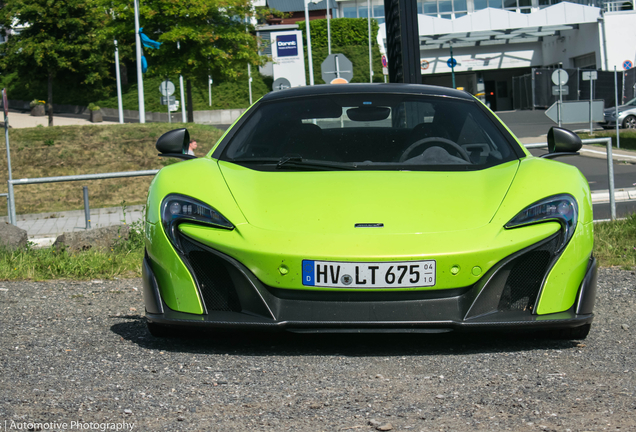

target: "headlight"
[161,194,233,250]
[505,194,578,252]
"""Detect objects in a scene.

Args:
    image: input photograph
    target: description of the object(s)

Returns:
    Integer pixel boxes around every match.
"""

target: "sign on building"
[276,34,298,57]
[271,30,306,88]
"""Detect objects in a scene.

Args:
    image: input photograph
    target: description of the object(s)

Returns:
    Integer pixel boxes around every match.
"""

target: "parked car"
[600,96,636,129]
[143,84,596,339]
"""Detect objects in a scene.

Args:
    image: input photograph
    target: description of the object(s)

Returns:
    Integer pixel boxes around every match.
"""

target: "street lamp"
[367,0,373,83]
[133,0,145,123]
[304,0,324,85]
[304,0,314,85]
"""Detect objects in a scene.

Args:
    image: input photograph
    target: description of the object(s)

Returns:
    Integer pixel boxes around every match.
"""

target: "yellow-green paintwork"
[146,145,593,316]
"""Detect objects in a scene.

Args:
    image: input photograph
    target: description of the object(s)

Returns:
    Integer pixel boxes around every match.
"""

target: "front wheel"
[623,115,636,129]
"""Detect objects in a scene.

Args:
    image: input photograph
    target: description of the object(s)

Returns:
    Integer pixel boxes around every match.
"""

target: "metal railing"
[3,138,622,226]
[525,137,616,219]
[6,169,159,226]
[603,0,634,11]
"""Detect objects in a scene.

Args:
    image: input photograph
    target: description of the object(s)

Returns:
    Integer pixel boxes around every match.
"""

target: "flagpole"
[3,89,15,225]
[114,40,124,124]
[178,42,186,123]
[133,0,145,124]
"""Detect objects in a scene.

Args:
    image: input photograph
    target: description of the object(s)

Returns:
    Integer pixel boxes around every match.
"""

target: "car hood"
[218,160,520,234]
[604,105,636,114]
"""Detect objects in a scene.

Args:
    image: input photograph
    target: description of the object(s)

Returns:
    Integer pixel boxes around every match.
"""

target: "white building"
[335,0,635,110]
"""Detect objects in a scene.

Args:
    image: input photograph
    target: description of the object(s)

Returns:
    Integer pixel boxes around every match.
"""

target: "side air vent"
[498,235,560,312]
[179,235,242,313]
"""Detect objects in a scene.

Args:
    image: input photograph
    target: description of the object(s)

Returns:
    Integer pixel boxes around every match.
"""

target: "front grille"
[498,235,560,312]
[179,236,242,313]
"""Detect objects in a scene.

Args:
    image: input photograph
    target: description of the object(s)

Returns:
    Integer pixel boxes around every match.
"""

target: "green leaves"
[0,0,114,90]
[115,0,264,84]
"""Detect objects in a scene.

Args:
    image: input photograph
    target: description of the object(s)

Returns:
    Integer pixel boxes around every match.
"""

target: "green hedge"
[298,18,385,85]
[298,18,380,48]
[95,72,271,112]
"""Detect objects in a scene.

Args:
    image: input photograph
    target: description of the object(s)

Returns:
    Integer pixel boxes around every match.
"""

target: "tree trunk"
[47,71,54,127]
[186,79,194,123]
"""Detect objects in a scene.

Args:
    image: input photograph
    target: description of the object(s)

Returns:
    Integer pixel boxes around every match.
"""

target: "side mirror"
[156,128,196,160]
[542,127,582,159]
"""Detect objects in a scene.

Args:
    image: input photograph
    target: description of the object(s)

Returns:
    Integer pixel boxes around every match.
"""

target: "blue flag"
[141,55,148,73]
[140,28,162,49]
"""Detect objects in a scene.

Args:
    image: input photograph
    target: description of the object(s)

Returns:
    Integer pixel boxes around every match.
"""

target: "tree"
[112,0,266,122]
[0,0,114,126]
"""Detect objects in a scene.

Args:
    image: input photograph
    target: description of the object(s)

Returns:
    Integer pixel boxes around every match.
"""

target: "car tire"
[544,323,591,340]
[147,321,173,337]
[622,115,636,129]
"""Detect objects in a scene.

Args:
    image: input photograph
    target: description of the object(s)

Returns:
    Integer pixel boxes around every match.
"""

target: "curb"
[591,188,636,204]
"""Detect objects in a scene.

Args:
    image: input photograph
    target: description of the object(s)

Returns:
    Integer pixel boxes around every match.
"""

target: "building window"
[340,0,385,23]
[572,52,596,69]
[472,0,532,12]
[343,6,357,17]
[374,4,385,23]
[418,0,467,18]
[473,0,488,9]
[539,0,562,8]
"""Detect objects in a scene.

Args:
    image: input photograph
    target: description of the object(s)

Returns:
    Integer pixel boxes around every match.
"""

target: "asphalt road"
[497,110,594,139]
[1,272,635,431]
[500,109,636,219]
[526,148,636,218]
[527,149,636,191]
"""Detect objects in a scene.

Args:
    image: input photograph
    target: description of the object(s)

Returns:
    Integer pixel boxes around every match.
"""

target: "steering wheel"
[399,137,471,163]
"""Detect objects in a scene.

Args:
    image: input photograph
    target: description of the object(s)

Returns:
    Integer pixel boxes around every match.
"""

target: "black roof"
[261,83,474,102]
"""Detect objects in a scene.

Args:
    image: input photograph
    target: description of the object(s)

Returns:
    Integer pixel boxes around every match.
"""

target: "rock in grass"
[53,224,130,253]
[0,221,28,251]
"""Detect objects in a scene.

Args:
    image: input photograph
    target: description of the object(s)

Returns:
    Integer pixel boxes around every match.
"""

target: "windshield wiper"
[276,157,356,171]
[229,155,356,171]
[276,154,303,168]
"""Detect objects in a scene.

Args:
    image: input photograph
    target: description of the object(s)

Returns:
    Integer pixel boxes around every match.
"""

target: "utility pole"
[114,40,124,124]
[304,0,315,85]
[177,41,186,123]
[133,0,145,123]
[367,0,373,83]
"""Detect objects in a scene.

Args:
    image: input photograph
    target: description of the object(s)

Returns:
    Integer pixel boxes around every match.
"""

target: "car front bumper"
[143,234,597,333]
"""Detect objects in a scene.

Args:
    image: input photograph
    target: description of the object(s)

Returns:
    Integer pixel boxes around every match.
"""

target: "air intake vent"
[179,236,242,313]
[498,235,559,312]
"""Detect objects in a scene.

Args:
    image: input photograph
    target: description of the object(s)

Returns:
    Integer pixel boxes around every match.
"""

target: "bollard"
[605,138,616,221]
[83,186,91,229]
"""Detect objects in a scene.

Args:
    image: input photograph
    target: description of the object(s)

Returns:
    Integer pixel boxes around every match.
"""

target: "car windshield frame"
[216,91,525,172]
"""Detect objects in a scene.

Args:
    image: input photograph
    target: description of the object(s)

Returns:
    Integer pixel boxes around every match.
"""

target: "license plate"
[302,260,436,288]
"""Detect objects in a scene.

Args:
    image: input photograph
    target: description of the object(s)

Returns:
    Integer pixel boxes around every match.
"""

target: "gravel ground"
[1,268,635,432]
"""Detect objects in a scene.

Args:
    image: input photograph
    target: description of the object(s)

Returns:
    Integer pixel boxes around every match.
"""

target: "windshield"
[222,93,520,171]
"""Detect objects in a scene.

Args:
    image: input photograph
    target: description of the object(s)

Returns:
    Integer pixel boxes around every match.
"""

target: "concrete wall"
[8,99,245,125]
[603,11,636,71]
[541,23,601,69]
[100,107,246,124]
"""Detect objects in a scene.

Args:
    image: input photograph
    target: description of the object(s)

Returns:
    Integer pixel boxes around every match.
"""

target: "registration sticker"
[302,260,436,288]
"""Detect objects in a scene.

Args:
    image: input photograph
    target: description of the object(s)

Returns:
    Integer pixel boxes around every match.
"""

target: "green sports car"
[143,84,597,339]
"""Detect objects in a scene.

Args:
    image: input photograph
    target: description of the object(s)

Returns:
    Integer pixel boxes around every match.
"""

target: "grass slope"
[0,123,223,216]
[578,129,636,151]
[594,213,636,269]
